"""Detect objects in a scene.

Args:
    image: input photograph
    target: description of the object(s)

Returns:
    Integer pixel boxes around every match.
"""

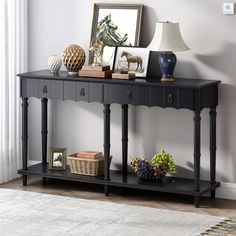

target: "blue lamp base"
[159,52,176,82]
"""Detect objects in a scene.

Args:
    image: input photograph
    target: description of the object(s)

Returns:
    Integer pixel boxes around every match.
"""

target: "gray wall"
[28,0,236,183]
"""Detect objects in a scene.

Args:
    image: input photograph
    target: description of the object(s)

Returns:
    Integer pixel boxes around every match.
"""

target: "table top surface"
[18,70,221,88]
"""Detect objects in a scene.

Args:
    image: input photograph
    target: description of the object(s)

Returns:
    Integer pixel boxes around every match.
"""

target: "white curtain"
[0,0,28,183]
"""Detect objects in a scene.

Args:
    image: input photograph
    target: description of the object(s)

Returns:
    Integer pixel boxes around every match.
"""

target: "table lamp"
[148,22,189,82]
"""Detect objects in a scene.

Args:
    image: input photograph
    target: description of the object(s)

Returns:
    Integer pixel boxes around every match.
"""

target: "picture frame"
[89,4,143,69]
[146,51,162,79]
[114,46,150,77]
[49,148,67,171]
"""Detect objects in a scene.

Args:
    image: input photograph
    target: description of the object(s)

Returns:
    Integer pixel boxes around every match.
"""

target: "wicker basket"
[67,153,112,176]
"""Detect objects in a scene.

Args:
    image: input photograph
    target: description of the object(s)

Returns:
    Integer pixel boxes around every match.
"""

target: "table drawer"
[22,79,62,100]
[105,84,135,104]
[64,82,103,102]
[163,88,194,109]
[105,84,149,105]
[39,80,51,98]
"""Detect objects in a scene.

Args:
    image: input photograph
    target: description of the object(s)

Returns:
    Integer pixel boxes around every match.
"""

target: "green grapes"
[151,149,176,174]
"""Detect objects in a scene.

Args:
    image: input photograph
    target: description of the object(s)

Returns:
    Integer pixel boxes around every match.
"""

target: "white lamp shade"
[148,22,190,52]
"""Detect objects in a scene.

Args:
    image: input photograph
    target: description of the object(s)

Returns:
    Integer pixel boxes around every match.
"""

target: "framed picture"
[114,47,150,77]
[146,51,162,79]
[89,4,143,68]
[49,148,67,171]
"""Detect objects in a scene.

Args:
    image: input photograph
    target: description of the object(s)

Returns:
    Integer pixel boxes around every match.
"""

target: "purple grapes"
[137,160,153,180]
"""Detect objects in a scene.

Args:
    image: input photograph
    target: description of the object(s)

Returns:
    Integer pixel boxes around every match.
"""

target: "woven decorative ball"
[63,44,86,76]
[48,55,62,74]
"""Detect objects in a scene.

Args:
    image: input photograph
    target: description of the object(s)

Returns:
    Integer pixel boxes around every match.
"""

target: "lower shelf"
[18,163,220,197]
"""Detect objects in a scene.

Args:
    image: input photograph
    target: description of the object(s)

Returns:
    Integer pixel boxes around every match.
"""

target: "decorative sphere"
[48,55,62,74]
[63,44,86,75]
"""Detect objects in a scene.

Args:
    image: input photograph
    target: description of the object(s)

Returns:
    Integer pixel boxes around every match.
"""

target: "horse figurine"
[121,51,143,71]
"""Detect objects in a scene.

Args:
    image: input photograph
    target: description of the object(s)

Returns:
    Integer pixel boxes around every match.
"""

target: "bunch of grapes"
[130,156,141,173]
[131,157,153,180]
[136,159,153,180]
[153,165,168,179]
[151,149,176,174]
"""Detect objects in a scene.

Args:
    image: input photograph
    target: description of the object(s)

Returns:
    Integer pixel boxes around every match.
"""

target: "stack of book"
[79,65,113,78]
[77,151,103,159]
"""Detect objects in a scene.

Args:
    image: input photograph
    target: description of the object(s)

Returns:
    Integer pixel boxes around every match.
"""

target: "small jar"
[117,60,128,74]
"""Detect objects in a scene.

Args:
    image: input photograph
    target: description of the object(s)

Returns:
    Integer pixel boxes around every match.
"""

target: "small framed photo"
[114,47,150,77]
[49,148,67,171]
[89,4,143,68]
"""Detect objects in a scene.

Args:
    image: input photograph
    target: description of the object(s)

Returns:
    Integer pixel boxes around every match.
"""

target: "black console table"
[18,70,221,207]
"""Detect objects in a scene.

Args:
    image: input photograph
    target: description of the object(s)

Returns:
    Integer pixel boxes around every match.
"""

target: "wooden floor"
[1,176,236,235]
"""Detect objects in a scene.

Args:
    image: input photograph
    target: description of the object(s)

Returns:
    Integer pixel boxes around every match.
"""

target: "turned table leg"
[103,104,111,196]
[193,110,201,208]
[22,97,28,186]
[122,104,128,195]
[41,98,48,183]
[41,98,48,164]
[210,107,217,199]
[122,105,128,179]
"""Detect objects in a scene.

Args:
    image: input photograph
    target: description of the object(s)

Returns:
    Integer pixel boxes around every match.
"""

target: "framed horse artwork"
[89,4,143,69]
[114,47,150,77]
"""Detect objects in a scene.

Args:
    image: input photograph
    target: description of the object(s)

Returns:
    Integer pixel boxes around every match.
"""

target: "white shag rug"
[0,188,234,236]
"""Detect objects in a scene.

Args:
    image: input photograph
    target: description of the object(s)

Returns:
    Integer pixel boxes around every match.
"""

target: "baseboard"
[27,160,236,200]
[216,182,236,200]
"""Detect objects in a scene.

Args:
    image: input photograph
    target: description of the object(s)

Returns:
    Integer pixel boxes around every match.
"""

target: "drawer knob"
[126,91,132,100]
[42,85,47,94]
[80,88,85,96]
[167,94,173,103]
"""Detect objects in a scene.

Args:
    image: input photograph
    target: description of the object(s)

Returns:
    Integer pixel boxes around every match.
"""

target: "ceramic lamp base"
[159,52,177,82]
[160,77,175,82]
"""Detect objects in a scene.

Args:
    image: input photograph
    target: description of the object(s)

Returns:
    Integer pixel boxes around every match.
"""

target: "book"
[82,65,110,71]
[79,70,113,78]
[112,73,135,80]
[77,151,102,159]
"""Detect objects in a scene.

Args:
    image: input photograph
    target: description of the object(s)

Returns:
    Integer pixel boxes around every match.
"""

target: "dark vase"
[159,52,177,82]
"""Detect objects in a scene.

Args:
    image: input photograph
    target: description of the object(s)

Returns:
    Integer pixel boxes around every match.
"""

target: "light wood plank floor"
[1,176,236,235]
